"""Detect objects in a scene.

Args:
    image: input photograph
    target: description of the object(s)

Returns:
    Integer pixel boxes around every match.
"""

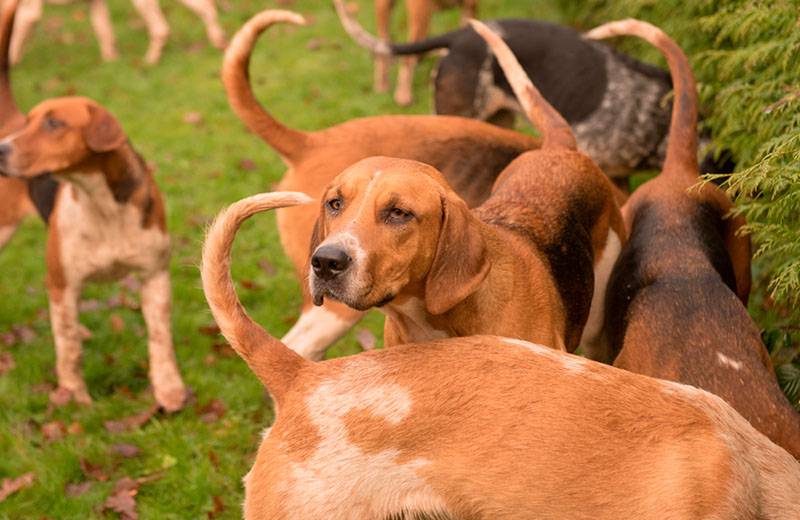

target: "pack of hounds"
[0,0,798,517]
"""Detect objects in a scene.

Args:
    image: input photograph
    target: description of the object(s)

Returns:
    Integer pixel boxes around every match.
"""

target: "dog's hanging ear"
[425,194,490,315]
[83,105,126,152]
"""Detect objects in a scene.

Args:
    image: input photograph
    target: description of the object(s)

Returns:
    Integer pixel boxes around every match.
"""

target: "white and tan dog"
[202,190,800,519]
[0,96,186,410]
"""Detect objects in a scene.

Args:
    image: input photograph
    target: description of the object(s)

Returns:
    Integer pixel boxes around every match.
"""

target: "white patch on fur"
[284,360,448,517]
[716,352,743,371]
[502,337,588,373]
[580,230,622,359]
[281,305,359,361]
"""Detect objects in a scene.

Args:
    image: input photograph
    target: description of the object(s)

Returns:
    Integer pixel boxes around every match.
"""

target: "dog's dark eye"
[43,117,65,132]
[326,198,343,213]
[386,207,413,224]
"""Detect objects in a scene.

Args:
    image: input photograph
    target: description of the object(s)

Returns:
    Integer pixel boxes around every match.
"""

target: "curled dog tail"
[333,0,454,56]
[586,19,698,179]
[0,0,24,132]
[222,10,310,163]
[469,19,576,150]
[201,192,313,402]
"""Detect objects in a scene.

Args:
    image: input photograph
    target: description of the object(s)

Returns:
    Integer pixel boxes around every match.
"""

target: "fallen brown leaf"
[110,314,126,333]
[112,443,141,459]
[237,159,257,171]
[0,472,35,502]
[79,458,109,482]
[197,398,226,424]
[207,449,219,468]
[198,324,221,337]
[49,387,73,407]
[0,351,14,375]
[239,279,261,290]
[65,481,92,497]
[11,324,36,344]
[67,422,83,435]
[211,342,236,358]
[356,329,377,351]
[208,495,225,518]
[104,404,159,434]
[257,258,276,276]
[306,37,322,50]
[41,421,66,442]
[0,332,15,346]
[102,477,139,520]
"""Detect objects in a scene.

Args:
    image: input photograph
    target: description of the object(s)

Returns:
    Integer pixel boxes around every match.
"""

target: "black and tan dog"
[0,90,186,408]
[224,9,547,361]
[590,19,800,459]
[336,1,734,179]
[202,190,800,519]
[308,20,625,358]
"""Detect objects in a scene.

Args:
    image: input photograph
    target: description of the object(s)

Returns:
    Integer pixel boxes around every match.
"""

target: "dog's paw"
[154,380,188,413]
[50,386,92,406]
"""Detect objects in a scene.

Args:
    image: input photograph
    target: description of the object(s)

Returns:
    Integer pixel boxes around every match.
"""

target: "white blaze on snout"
[285,358,447,518]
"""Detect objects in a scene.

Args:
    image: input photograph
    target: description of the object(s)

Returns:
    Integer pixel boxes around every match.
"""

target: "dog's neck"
[62,142,156,227]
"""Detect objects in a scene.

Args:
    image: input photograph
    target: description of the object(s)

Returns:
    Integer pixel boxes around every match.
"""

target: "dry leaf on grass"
[79,458,109,482]
[0,351,14,375]
[41,421,66,442]
[0,472,35,502]
[211,342,236,358]
[239,279,261,290]
[102,472,165,520]
[65,481,92,497]
[112,443,141,458]
[197,398,226,424]
[257,258,276,276]
[208,495,225,518]
[237,159,257,171]
[198,324,221,337]
[183,111,204,126]
[104,404,159,434]
[110,314,126,333]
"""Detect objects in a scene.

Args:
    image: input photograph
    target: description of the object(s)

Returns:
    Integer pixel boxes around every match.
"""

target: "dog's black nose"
[311,245,352,281]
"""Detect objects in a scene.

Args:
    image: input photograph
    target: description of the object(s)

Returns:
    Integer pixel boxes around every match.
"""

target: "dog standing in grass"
[202,188,800,519]
[586,19,800,459]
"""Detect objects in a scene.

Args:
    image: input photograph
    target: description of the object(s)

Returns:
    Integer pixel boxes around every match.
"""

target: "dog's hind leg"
[374,0,392,93]
[9,0,42,64]
[130,0,170,64]
[89,0,119,60]
[140,269,187,412]
[175,0,226,48]
[395,0,432,105]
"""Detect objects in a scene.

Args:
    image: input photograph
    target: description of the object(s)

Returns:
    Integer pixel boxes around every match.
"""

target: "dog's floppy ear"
[83,105,126,152]
[425,194,490,315]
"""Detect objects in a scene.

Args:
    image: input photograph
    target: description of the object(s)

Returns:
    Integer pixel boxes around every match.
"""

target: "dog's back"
[590,19,800,458]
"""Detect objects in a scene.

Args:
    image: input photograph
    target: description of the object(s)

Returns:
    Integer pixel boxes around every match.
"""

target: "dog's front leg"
[89,0,119,61]
[176,0,226,49]
[140,269,187,412]
[49,283,92,404]
[130,0,170,64]
[396,0,432,105]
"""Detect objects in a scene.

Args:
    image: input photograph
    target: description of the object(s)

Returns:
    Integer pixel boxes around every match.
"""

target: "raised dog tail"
[222,10,310,164]
[333,0,454,57]
[468,19,576,151]
[586,19,698,180]
[0,0,24,132]
[201,192,314,402]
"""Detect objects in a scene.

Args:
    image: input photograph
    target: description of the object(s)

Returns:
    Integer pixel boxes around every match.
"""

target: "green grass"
[0,0,559,517]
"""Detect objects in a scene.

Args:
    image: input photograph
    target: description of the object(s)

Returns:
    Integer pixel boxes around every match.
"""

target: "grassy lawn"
[0,0,561,517]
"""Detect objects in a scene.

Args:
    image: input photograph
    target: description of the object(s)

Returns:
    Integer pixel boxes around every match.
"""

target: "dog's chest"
[55,177,169,282]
